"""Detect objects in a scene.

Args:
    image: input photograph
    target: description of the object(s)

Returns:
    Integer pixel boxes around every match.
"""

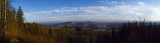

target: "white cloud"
[99,0,107,2]
[110,1,118,4]
[25,2,160,22]
[99,0,127,5]
[138,2,145,5]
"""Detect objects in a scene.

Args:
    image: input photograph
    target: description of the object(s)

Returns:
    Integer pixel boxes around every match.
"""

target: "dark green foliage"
[2,0,160,43]
[16,6,24,30]
[113,21,160,43]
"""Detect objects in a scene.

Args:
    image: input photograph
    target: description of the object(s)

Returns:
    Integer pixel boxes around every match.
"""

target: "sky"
[12,0,160,23]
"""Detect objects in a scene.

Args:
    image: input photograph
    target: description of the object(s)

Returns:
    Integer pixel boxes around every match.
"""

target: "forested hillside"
[0,0,160,43]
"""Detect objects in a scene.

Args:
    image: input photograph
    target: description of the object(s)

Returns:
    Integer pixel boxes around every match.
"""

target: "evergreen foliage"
[1,0,160,43]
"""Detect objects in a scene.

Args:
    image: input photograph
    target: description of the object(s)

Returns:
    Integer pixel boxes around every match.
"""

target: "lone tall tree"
[16,6,24,30]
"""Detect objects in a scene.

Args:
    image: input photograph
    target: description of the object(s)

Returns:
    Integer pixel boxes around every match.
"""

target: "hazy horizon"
[1,0,160,43]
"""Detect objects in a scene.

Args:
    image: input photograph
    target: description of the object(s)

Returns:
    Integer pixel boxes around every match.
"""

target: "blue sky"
[12,0,160,23]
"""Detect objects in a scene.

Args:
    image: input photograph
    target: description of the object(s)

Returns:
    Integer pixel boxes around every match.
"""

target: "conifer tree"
[16,6,24,31]
[112,26,117,43]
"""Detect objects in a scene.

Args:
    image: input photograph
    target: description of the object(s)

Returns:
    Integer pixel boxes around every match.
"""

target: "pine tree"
[112,26,117,43]
[0,0,1,20]
[16,6,24,31]
[12,8,16,19]
[3,0,9,39]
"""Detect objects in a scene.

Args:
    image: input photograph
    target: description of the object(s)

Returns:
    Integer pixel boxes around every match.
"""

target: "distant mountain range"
[44,21,122,29]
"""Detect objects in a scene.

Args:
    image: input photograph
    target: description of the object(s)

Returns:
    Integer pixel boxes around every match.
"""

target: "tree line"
[1,0,160,43]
